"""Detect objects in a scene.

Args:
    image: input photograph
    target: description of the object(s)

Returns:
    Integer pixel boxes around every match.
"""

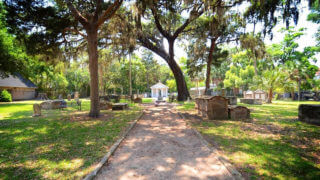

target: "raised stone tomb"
[195,96,228,120]
[298,104,320,125]
[40,100,67,110]
[112,103,128,110]
[240,98,262,105]
[228,105,250,120]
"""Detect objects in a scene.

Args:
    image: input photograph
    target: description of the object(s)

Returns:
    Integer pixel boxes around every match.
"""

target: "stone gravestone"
[228,106,250,120]
[298,104,320,125]
[58,94,63,100]
[100,101,112,110]
[195,96,228,120]
[226,96,237,105]
[207,96,228,120]
[134,97,142,104]
[74,92,79,100]
[67,94,71,101]
[40,100,66,110]
[33,104,41,117]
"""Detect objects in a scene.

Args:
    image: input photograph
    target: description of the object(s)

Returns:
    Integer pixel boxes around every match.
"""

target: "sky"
[137,1,320,67]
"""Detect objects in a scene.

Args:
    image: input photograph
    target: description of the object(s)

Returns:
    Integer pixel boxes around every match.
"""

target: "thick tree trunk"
[205,38,216,95]
[168,40,189,101]
[138,36,190,101]
[87,29,100,117]
[267,88,273,103]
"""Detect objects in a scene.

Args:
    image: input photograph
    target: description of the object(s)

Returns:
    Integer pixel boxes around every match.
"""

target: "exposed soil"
[95,105,236,180]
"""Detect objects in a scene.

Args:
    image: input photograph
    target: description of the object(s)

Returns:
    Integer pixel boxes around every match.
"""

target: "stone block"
[228,106,250,120]
[33,104,41,117]
[100,101,113,110]
[112,103,128,110]
[240,98,262,105]
[134,97,142,103]
[298,104,320,125]
[195,96,228,120]
[40,100,67,110]
[226,96,237,105]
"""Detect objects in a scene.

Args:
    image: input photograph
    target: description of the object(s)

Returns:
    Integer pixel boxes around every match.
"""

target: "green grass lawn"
[0,99,142,179]
[177,100,320,180]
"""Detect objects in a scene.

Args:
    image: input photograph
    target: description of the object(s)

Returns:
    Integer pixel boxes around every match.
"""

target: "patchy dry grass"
[177,100,320,180]
[0,99,142,180]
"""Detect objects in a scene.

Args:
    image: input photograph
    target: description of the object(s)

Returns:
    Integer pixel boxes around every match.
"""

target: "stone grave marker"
[298,104,320,125]
[228,106,250,120]
[33,104,41,117]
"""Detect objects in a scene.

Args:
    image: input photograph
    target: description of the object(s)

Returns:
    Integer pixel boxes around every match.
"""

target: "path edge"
[83,111,144,180]
[177,111,244,180]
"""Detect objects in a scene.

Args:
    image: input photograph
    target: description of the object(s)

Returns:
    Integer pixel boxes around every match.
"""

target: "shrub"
[0,90,12,102]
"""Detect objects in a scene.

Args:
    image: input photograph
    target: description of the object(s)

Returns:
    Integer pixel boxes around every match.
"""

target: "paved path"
[95,105,236,180]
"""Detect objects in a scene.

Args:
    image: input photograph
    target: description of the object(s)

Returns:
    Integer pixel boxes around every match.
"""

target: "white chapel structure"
[150,81,169,98]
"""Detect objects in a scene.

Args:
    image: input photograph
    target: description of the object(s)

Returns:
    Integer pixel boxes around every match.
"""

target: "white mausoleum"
[150,81,169,98]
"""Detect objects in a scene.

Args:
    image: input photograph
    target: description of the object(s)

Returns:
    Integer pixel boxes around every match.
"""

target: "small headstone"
[74,92,79,99]
[33,104,41,117]
[58,94,63,100]
[67,94,71,101]
[76,99,82,110]
[226,96,237,105]
[134,97,142,104]
[100,101,112,110]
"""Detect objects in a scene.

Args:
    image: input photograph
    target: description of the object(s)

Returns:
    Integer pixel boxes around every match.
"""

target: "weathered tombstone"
[228,106,250,120]
[100,101,112,110]
[67,94,71,101]
[74,92,79,100]
[58,94,63,100]
[226,96,237,105]
[76,99,82,110]
[112,103,128,110]
[170,95,175,102]
[221,89,226,97]
[134,97,142,104]
[298,104,320,125]
[33,104,41,117]
[195,96,228,120]
[40,100,67,110]
[40,101,53,110]
[207,96,228,120]
[240,98,262,105]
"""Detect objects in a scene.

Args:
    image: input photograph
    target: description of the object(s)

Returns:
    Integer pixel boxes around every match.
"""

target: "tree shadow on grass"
[0,107,142,179]
[200,124,320,179]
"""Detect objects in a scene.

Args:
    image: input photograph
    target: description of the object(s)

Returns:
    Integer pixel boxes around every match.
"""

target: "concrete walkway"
[95,105,236,180]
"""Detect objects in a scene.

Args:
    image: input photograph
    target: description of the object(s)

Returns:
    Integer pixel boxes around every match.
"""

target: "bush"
[0,90,12,102]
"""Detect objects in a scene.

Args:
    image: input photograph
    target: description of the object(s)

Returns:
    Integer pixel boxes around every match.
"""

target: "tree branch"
[173,8,204,39]
[96,0,123,28]
[65,0,89,26]
[64,27,88,39]
[151,8,172,39]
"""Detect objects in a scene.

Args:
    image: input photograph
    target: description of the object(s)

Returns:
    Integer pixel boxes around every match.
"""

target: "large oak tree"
[64,0,123,117]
